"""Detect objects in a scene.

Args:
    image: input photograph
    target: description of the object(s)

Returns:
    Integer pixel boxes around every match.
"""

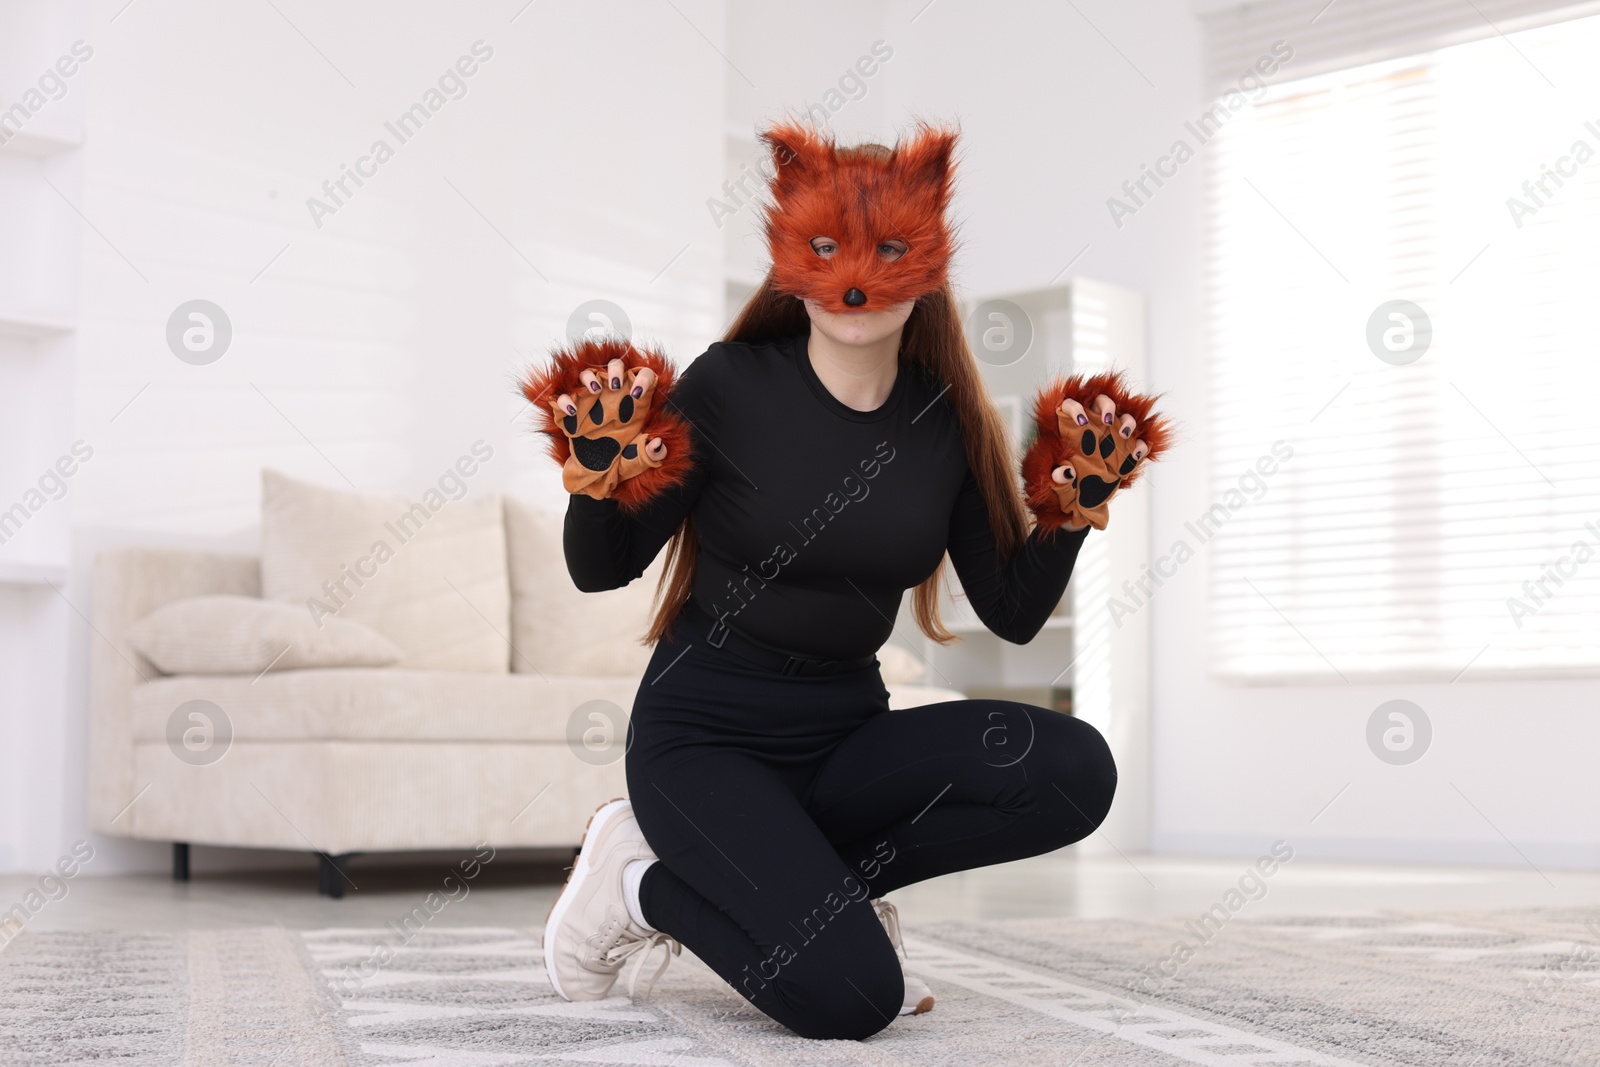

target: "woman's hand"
[520,339,692,510]
[1048,390,1156,531]
[1021,372,1171,534]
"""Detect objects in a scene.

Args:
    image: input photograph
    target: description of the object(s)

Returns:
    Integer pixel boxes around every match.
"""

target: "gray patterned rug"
[2,910,1597,1065]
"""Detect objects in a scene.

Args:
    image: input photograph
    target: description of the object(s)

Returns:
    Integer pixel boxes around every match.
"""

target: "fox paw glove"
[519,339,692,511]
[1021,371,1171,533]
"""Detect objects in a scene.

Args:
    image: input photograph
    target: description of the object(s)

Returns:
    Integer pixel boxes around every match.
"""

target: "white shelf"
[0,123,83,157]
[0,561,69,585]
[0,310,76,339]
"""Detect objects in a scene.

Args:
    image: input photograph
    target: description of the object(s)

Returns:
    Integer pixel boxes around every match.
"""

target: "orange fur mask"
[759,120,959,314]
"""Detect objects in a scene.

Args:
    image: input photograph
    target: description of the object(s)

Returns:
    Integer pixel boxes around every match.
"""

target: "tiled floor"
[4,847,1593,935]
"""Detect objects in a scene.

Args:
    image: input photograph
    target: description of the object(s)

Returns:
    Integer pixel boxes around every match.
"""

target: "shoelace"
[587,917,682,1000]
[620,932,682,1000]
[872,897,908,960]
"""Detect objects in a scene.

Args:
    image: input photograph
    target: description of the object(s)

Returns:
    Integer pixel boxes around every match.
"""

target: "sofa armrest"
[88,547,260,835]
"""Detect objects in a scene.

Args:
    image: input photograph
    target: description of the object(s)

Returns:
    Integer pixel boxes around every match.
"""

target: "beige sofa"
[88,474,963,895]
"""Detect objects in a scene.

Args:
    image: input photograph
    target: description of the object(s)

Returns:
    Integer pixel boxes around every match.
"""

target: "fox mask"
[759,120,959,315]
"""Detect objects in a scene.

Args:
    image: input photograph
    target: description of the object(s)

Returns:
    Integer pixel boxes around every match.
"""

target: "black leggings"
[624,602,1118,1041]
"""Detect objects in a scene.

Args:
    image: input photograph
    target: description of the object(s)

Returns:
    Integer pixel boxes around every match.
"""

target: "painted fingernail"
[1103,412,1113,424]
[1121,426,1132,437]
[588,381,601,392]
[611,376,621,388]
[1076,414,1088,426]
[564,403,576,415]
[631,385,643,398]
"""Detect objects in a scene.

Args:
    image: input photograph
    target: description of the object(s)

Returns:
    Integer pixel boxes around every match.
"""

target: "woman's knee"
[772,936,903,1040]
[1033,710,1118,836]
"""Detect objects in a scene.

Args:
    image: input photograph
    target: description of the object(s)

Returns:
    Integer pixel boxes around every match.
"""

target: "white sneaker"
[543,798,681,1001]
[872,897,934,1016]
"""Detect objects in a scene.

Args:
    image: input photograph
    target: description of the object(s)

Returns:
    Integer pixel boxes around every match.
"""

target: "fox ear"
[761,120,834,190]
[893,122,959,201]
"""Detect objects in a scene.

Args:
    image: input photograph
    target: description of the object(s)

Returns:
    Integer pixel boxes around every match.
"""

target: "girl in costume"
[521,120,1168,1041]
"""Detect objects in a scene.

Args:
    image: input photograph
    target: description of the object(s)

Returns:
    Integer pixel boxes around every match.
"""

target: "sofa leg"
[173,843,190,882]
[318,853,352,898]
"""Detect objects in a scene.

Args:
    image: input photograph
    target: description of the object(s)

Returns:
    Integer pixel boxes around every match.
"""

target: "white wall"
[5,0,729,875]
[70,0,727,532]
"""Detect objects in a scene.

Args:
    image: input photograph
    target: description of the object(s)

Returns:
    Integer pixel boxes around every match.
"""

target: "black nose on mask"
[843,288,867,307]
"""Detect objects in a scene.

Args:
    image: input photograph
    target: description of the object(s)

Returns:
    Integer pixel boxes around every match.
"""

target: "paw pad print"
[1057,412,1147,511]
[1050,396,1153,530]
[550,359,666,498]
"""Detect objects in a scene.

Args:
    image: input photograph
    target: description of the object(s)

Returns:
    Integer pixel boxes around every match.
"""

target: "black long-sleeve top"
[563,331,1089,661]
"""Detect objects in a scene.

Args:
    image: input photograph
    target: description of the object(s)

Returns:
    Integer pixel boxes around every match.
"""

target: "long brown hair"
[643,278,1030,645]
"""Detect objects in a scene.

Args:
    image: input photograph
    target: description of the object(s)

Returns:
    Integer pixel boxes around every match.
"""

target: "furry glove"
[519,338,693,511]
[1021,371,1171,533]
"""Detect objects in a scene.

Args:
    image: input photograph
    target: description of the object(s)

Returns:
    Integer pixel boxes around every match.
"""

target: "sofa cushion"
[504,497,664,677]
[128,595,403,675]
[130,670,642,743]
[260,469,510,673]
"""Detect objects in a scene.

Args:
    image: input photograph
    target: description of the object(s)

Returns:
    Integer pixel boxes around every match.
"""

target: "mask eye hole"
[810,237,839,258]
[877,239,908,262]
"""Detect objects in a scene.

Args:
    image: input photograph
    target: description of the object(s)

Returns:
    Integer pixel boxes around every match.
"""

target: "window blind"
[1201,0,1600,96]
[1205,9,1600,681]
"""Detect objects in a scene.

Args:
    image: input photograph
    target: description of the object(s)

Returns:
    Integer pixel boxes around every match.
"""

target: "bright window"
[1208,12,1600,680]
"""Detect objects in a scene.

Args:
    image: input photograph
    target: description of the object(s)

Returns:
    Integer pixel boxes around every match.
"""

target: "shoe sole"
[542,796,629,1002]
